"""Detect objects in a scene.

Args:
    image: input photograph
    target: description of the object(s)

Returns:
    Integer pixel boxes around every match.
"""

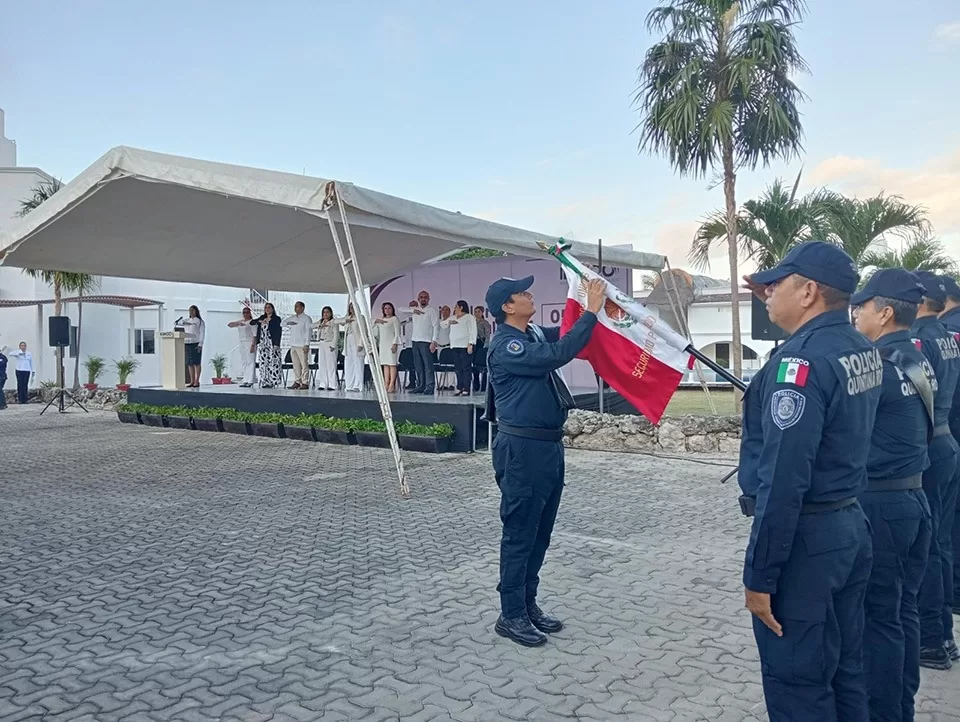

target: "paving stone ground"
[1,407,958,722]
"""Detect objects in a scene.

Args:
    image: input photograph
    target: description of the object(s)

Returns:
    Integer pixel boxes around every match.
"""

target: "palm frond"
[17,177,63,218]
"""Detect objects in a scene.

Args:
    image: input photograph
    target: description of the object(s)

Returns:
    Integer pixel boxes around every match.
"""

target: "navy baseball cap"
[914,271,947,303]
[485,276,534,319]
[851,268,926,306]
[750,241,860,294]
[938,274,960,300]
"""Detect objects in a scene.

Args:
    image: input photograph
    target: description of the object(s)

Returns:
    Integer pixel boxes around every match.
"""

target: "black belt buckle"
[739,495,756,517]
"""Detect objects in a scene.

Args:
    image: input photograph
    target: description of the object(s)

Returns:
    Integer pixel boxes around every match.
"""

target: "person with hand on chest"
[8,341,34,404]
[738,242,880,722]
[282,301,313,390]
[938,275,960,627]
[484,274,606,648]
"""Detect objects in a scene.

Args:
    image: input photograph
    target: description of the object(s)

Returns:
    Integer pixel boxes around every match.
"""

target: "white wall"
[0,109,16,167]
[687,301,774,374]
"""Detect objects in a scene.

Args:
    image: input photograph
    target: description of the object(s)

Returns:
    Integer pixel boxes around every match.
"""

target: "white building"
[0,109,346,388]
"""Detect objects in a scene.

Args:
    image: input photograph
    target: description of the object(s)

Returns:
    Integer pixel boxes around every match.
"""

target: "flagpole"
[597,237,604,415]
[540,240,749,394]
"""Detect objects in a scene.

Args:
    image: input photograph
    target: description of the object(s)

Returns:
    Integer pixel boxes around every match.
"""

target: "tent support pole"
[323,182,409,498]
[597,238,604,415]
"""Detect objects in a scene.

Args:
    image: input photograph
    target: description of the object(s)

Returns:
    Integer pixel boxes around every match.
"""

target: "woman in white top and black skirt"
[444,300,478,396]
[313,306,340,391]
[373,302,401,393]
[181,305,206,388]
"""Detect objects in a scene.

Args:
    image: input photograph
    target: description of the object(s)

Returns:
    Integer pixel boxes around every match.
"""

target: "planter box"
[399,435,451,454]
[211,377,233,385]
[284,425,316,442]
[141,413,165,427]
[117,410,140,425]
[116,384,131,392]
[250,422,285,439]
[314,428,355,445]
[355,431,391,449]
[83,383,99,391]
[192,417,223,432]
[222,419,251,435]
[165,415,194,431]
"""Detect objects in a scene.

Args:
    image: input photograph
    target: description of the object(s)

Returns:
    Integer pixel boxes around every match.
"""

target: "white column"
[35,303,43,381]
[128,308,134,356]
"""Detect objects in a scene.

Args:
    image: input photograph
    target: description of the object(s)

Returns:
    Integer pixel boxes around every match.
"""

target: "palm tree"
[634,0,808,408]
[860,235,957,279]
[690,172,833,272]
[17,178,100,388]
[822,192,931,267]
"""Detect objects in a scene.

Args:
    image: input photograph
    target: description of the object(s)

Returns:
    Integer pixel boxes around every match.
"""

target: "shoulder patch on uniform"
[913,338,922,350]
[832,347,884,396]
[775,357,809,386]
[771,389,805,430]
[506,339,524,355]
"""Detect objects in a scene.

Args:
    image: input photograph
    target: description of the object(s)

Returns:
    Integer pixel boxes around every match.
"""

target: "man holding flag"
[485,274,606,647]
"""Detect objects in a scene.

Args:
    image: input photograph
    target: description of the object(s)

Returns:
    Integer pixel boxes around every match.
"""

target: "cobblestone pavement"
[1,407,958,722]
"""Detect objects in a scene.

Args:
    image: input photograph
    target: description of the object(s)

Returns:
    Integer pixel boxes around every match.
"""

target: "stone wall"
[4,387,127,410]
[563,409,741,454]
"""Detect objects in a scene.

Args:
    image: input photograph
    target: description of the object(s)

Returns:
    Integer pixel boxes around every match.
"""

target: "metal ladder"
[321,182,409,497]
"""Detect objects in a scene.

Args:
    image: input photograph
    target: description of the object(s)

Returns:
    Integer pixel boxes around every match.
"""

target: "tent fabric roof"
[0,147,666,294]
[0,294,163,309]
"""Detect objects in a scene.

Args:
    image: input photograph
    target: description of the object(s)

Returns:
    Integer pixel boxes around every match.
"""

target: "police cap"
[750,241,859,294]
[851,268,926,306]
[485,276,534,320]
[938,274,960,300]
[914,271,947,303]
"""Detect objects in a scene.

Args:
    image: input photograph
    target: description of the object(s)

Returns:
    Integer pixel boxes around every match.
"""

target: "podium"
[159,331,187,390]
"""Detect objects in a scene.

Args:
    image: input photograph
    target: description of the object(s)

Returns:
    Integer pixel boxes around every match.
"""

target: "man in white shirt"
[283,301,314,389]
[227,307,258,388]
[8,341,34,404]
[403,290,439,395]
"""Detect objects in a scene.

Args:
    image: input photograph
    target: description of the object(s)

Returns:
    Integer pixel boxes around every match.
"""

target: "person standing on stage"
[444,300,477,396]
[911,270,960,670]
[8,341,34,404]
[227,307,257,387]
[404,291,439,395]
[251,303,283,389]
[282,301,313,390]
[373,302,401,393]
[341,302,365,392]
[473,305,492,393]
[313,306,340,391]
[485,274,606,647]
[738,242,879,721]
[181,306,205,388]
[851,269,933,721]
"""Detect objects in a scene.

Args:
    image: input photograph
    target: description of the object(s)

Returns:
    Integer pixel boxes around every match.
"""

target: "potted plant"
[313,415,356,446]
[210,353,231,384]
[190,406,223,432]
[352,418,391,449]
[221,409,251,436]
[284,413,317,442]
[114,357,141,391]
[163,405,194,430]
[248,412,286,439]
[397,421,454,454]
[83,356,106,391]
[116,402,142,425]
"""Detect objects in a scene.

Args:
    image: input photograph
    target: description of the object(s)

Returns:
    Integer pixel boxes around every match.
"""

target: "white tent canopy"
[0,146,666,292]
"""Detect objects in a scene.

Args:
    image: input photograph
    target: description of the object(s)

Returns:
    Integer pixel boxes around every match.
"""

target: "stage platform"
[127,384,619,453]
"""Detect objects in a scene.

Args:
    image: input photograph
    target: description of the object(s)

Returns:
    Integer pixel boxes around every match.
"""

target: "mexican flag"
[556,248,694,424]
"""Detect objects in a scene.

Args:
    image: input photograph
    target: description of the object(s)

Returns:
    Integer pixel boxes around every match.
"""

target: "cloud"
[807,149,960,243]
[935,22,960,45]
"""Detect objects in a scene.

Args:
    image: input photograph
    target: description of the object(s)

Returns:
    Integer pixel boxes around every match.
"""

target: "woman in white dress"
[373,302,401,393]
[313,305,340,391]
[341,302,365,392]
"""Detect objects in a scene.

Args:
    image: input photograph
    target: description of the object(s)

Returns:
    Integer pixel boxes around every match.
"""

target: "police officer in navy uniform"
[938,274,960,638]
[739,242,880,721]
[910,270,960,670]
[851,269,934,721]
[484,274,606,647]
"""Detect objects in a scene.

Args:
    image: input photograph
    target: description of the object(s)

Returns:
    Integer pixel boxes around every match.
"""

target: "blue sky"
[2,0,959,274]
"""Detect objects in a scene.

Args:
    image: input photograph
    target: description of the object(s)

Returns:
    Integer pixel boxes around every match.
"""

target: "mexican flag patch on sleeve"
[776,358,810,386]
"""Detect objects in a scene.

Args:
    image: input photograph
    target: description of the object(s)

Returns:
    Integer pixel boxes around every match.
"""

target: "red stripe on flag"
[561,298,683,424]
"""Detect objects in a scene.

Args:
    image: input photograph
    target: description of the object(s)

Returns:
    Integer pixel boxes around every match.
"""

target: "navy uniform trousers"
[754,505,872,722]
[942,464,960,643]
[918,440,958,649]
[861,489,931,722]
[492,433,564,618]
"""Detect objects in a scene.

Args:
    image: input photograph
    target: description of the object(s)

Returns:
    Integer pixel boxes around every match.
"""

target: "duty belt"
[866,474,923,492]
[496,423,564,442]
[934,424,951,438]
[738,495,857,518]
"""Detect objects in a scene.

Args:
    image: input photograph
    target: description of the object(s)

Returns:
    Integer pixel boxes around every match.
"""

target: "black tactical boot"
[945,640,960,662]
[919,645,953,670]
[527,604,564,634]
[494,615,547,647]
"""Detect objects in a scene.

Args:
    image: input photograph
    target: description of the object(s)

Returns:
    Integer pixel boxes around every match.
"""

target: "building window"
[135,329,156,355]
[69,326,79,358]
[715,342,757,368]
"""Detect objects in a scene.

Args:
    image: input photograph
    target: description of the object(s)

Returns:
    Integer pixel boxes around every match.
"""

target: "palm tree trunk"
[722,141,743,412]
[73,291,83,389]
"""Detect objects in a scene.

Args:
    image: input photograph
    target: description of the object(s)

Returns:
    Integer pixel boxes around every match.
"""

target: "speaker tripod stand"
[40,347,88,415]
